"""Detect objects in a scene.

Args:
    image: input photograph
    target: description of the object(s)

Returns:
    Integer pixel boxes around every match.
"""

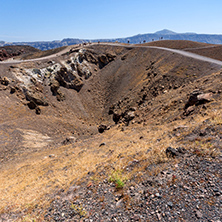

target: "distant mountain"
[1,30,222,51]
[154,29,177,35]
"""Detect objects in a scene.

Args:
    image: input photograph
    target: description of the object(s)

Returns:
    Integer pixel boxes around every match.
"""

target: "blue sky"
[0,0,222,42]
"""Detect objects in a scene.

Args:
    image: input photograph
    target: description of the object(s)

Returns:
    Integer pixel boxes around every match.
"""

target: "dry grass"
[2,105,220,218]
[0,121,177,217]
[1,88,221,220]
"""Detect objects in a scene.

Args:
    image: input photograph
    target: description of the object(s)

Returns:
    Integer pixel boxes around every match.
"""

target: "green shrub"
[108,170,126,189]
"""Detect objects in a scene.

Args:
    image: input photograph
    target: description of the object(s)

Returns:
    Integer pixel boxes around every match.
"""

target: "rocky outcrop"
[76,63,92,79]
[110,108,136,125]
[84,51,98,64]
[98,53,116,68]
[185,90,213,108]
[25,91,48,106]
[98,124,110,133]
[0,76,10,86]
[55,67,84,92]
[184,90,213,115]
[50,79,60,96]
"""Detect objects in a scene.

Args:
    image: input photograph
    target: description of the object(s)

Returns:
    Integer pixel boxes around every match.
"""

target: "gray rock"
[167,202,173,208]
[195,210,203,219]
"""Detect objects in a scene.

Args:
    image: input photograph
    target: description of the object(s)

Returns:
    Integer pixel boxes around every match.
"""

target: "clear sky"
[0,0,222,42]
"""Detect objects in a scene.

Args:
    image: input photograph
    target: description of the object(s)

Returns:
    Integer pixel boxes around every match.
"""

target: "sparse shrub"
[70,203,87,217]
[108,170,126,190]
[193,140,220,157]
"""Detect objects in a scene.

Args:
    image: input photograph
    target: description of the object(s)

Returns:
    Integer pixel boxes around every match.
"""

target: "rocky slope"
[0,42,221,221]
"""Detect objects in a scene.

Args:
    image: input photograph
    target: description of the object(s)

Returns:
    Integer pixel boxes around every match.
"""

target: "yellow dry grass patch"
[0,121,176,215]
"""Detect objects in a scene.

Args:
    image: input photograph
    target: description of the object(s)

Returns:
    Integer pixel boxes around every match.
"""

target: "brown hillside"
[142,40,215,49]
[185,44,222,61]
[0,43,222,221]
[0,45,40,61]
[142,40,222,61]
[19,46,68,60]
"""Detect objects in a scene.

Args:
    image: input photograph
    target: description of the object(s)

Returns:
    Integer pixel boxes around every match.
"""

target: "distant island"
[1,29,222,50]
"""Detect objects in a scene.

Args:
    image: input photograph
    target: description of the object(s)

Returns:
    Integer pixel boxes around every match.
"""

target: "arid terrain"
[0,40,221,221]
[0,46,40,61]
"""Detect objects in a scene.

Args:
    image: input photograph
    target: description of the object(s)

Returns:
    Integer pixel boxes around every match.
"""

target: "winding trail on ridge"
[1,43,222,66]
[113,43,222,66]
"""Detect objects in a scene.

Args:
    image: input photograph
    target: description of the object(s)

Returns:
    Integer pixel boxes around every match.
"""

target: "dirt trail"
[110,43,222,66]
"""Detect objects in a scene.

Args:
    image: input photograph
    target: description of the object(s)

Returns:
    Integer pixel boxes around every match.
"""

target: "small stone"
[150,194,155,199]
[177,147,186,154]
[157,213,161,220]
[131,214,140,221]
[195,210,203,219]
[99,142,106,147]
[166,147,179,158]
[27,101,37,110]
[184,105,195,116]
[62,136,76,145]
[0,76,10,86]
[98,124,108,133]
[167,202,173,208]
[49,154,55,158]
[155,193,160,197]
[35,106,41,115]
[130,186,134,191]
[116,199,123,208]
[10,86,16,94]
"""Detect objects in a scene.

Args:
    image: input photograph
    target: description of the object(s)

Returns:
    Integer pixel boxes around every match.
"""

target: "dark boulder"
[55,67,84,92]
[35,106,41,115]
[25,92,48,106]
[50,79,60,96]
[0,76,10,86]
[27,101,37,109]
[98,124,109,133]
[113,111,122,124]
[185,90,213,109]
[166,147,179,158]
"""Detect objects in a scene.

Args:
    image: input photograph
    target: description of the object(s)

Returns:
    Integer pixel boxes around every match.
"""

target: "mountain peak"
[154,29,177,35]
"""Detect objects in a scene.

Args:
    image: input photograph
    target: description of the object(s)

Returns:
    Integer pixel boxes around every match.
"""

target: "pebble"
[195,210,203,219]
[167,202,173,208]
